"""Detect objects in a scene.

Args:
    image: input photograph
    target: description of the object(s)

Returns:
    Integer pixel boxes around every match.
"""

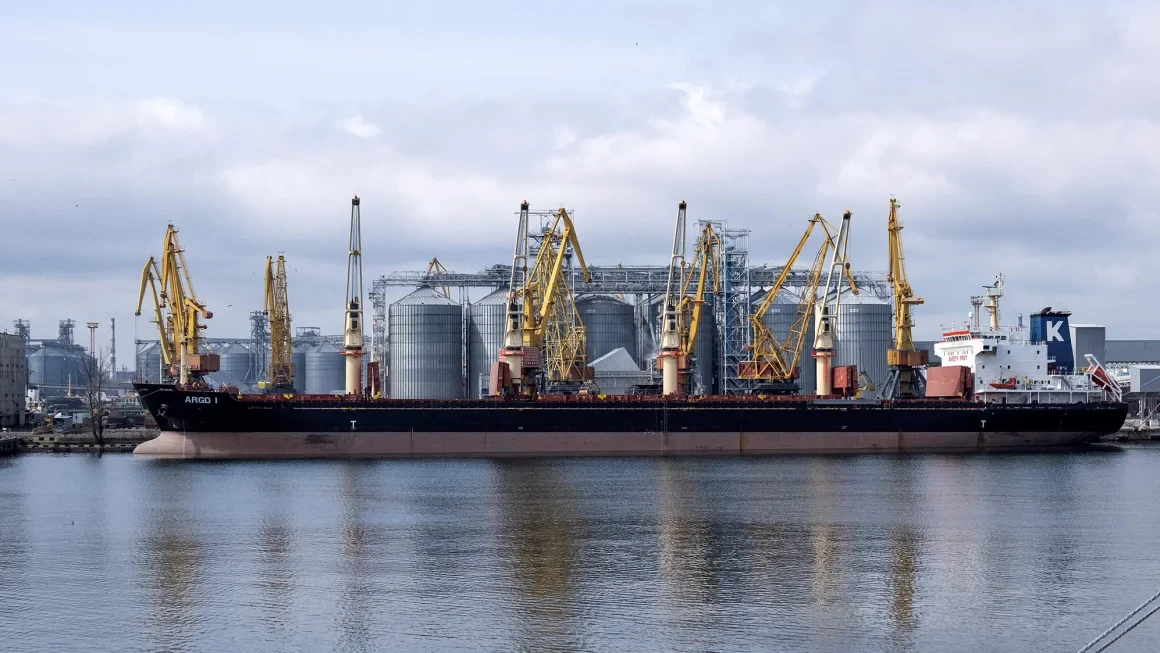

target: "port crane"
[135,224,218,386]
[343,196,365,396]
[262,255,294,390]
[424,257,452,299]
[658,201,720,395]
[880,198,928,398]
[497,202,592,397]
[740,213,853,392]
[812,210,856,396]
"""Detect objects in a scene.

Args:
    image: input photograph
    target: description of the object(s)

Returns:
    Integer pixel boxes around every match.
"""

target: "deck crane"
[496,202,592,397]
[881,198,928,398]
[658,202,720,395]
[739,213,853,391]
[135,224,218,386]
[812,210,857,396]
[679,222,721,393]
[343,195,365,396]
[262,255,294,390]
[658,201,689,396]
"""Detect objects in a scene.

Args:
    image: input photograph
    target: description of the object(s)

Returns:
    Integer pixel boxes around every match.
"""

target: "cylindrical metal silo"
[214,342,253,384]
[577,295,636,366]
[305,341,345,394]
[834,294,892,391]
[467,287,507,398]
[135,342,163,383]
[29,342,88,396]
[756,290,816,394]
[389,286,463,399]
[290,342,308,392]
[691,296,716,395]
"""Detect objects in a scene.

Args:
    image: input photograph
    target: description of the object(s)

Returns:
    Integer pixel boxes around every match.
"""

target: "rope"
[1077,589,1160,653]
[1092,603,1160,653]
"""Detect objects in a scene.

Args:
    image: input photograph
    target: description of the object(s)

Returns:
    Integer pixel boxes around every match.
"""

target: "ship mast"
[983,274,1003,329]
[343,196,364,396]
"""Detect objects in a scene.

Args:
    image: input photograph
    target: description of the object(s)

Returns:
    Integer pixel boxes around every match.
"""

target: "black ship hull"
[131,383,1128,459]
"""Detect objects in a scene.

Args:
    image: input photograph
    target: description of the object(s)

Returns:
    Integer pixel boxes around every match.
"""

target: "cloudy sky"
[1,1,1156,368]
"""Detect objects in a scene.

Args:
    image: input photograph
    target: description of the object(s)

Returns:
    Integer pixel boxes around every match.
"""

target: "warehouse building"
[0,333,28,428]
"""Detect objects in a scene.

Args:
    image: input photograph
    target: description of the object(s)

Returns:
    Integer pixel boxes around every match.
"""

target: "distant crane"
[740,213,853,392]
[424,257,452,299]
[881,198,928,398]
[135,224,218,385]
[658,201,720,396]
[343,196,365,396]
[263,255,294,390]
[812,210,856,396]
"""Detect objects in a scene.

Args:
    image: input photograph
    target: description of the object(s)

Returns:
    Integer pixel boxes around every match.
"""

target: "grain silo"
[467,288,507,398]
[389,286,463,399]
[305,341,345,394]
[756,290,816,395]
[28,341,88,396]
[213,342,253,386]
[577,295,636,367]
[690,297,716,395]
[290,342,308,392]
[135,342,163,383]
[834,294,892,391]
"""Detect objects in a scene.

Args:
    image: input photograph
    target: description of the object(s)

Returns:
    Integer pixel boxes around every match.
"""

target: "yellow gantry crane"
[262,255,294,390]
[658,201,720,395]
[497,202,592,396]
[740,213,855,391]
[882,197,927,398]
[135,224,218,385]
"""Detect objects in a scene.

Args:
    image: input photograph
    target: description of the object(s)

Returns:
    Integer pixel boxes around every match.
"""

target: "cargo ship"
[132,301,1127,458]
[132,384,1125,458]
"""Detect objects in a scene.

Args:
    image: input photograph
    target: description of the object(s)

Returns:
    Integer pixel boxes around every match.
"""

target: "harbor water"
[2,448,1160,652]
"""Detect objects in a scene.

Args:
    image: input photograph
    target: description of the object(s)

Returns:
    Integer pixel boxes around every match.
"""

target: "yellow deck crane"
[658,201,720,395]
[135,224,218,386]
[262,255,294,390]
[739,214,855,392]
[496,202,592,397]
[881,198,928,398]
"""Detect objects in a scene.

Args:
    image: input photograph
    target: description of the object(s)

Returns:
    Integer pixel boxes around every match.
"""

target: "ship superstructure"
[934,276,1121,404]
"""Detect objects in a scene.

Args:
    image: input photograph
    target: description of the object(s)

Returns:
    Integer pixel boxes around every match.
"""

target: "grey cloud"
[2,1,1159,355]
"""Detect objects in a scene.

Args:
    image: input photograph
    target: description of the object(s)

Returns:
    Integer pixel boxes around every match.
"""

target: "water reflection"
[254,471,296,647]
[138,465,204,653]
[5,450,1160,652]
[890,526,920,648]
[885,458,923,650]
[807,459,842,606]
[494,460,581,652]
[336,462,376,653]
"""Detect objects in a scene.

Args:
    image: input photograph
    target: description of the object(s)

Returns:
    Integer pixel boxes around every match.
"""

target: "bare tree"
[81,346,111,447]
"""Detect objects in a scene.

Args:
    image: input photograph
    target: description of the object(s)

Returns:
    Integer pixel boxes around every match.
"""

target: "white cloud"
[336,114,380,139]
